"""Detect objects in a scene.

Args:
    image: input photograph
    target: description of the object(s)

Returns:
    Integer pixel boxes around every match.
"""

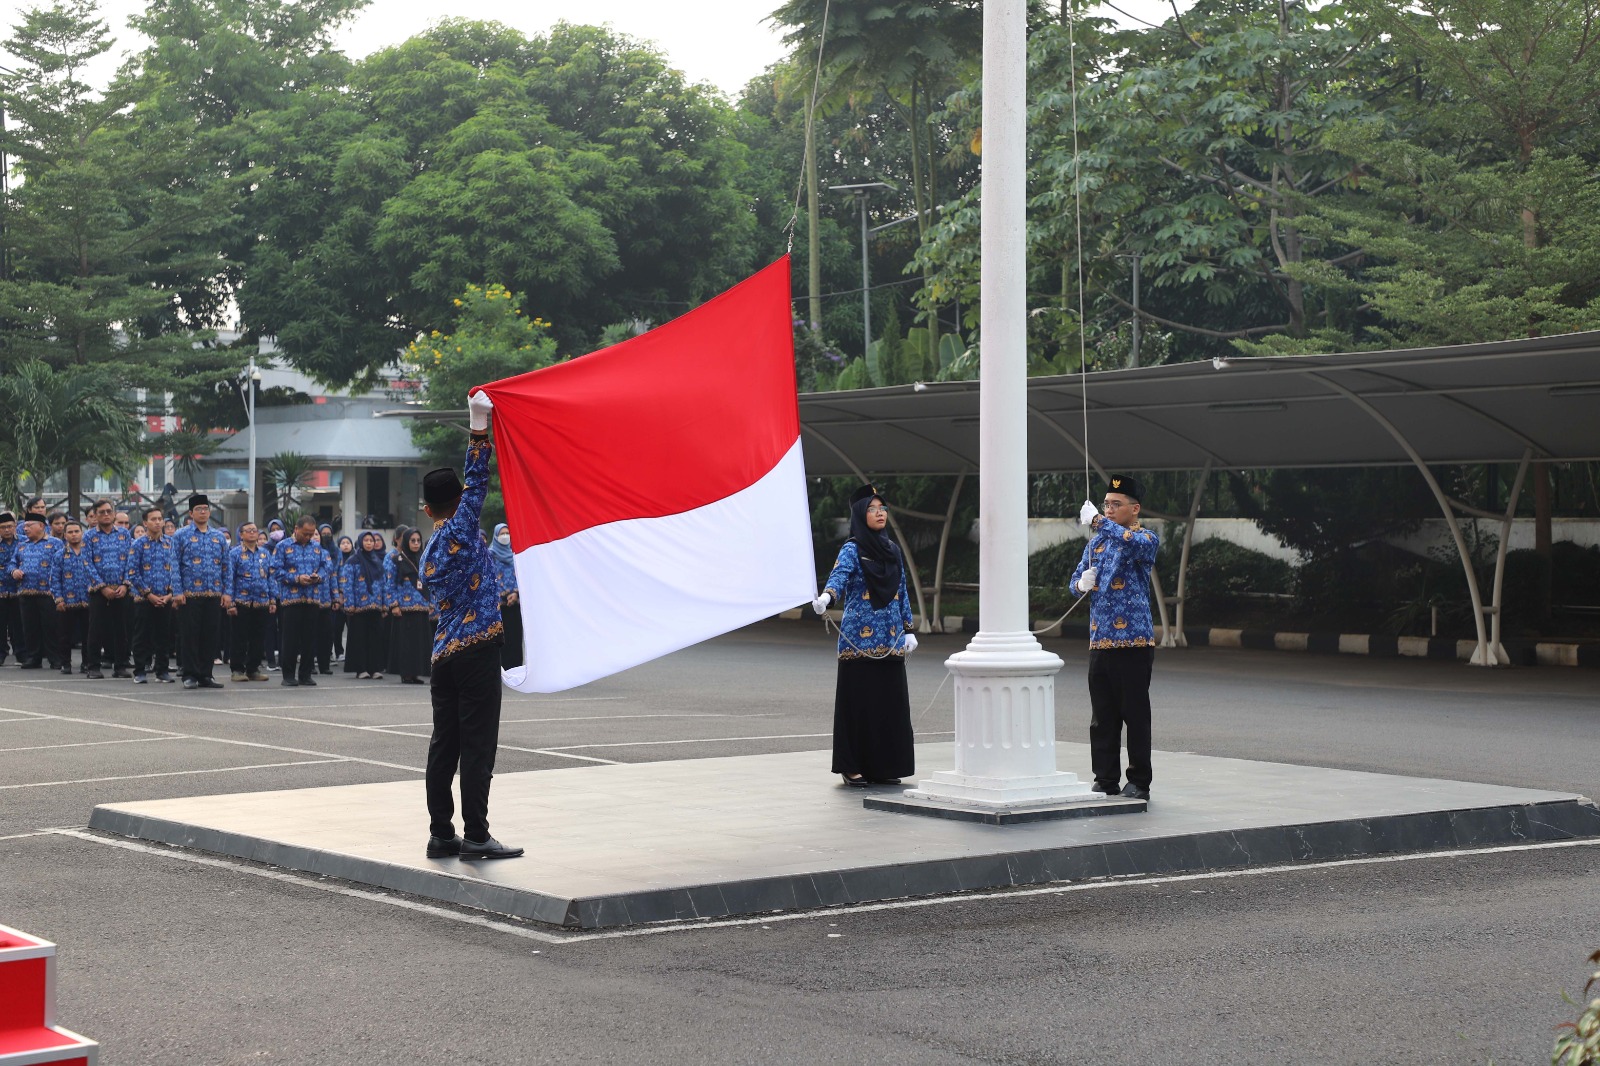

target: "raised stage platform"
[87,743,1600,930]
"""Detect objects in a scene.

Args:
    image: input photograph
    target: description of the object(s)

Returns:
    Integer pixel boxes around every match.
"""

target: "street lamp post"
[900,0,1100,815]
[246,356,261,525]
[830,182,892,354]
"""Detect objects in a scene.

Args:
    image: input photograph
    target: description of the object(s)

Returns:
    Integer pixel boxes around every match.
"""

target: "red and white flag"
[480,257,816,692]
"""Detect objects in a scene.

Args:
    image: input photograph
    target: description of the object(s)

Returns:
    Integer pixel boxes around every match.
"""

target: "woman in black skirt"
[812,484,918,786]
[385,525,432,684]
[340,530,388,678]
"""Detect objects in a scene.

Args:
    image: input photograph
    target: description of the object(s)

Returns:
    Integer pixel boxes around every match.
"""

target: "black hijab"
[355,530,386,585]
[848,487,902,607]
[393,525,421,586]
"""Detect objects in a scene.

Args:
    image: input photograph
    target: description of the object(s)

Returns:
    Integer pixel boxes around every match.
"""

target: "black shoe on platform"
[458,836,524,860]
[1121,783,1150,801]
[426,835,462,858]
[840,774,871,788]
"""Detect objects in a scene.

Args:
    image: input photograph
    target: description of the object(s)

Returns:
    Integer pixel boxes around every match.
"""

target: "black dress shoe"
[840,774,872,788]
[60,665,74,675]
[182,677,200,690]
[280,678,300,687]
[157,673,175,683]
[426,835,462,858]
[458,836,524,860]
[1121,783,1150,801]
[1095,783,1120,798]
[867,778,903,786]
[300,677,318,686]
[198,677,224,689]
[112,669,131,679]
[85,670,104,680]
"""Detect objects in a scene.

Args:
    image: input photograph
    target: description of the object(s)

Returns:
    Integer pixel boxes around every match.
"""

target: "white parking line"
[0,736,191,754]
[48,829,1600,946]
[540,731,956,751]
[371,713,778,729]
[1,759,347,790]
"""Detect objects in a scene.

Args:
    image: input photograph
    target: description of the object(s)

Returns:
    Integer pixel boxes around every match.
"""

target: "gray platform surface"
[88,742,1600,929]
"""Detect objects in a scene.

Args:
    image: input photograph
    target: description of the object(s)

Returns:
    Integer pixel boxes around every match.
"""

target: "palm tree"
[265,451,315,516]
[0,361,142,511]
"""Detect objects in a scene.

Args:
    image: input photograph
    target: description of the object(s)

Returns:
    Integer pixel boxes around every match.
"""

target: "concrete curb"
[776,610,1599,668]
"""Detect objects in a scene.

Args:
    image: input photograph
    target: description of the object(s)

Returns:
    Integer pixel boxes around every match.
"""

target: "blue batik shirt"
[339,556,387,613]
[224,545,275,607]
[384,554,429,613]
[0,536,17,597]
[52,545,95,607]
[84,526,134,591]
[822,541,916,660]
[173,525,229,598]
[126,535,180,598]
[271,539,333,605]
[421,435,502,664]
[13,536,63,597]
[1070,517,1160,649]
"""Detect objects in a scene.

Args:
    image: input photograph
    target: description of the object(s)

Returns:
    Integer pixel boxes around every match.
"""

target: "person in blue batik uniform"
[812,484,918,787]
[416,390,521,862]
[125,506,179,683]
[385,525,432,684]
[172,494,229,690]
[52,520,96,675]
[271,516,332,687]
[0,512,20,666]
[490,523,523,670]
[12,512,63,669]
[84,499,135,678]
[1069,474,1161,801]
[340,530,389,678]
[223,521,275,682]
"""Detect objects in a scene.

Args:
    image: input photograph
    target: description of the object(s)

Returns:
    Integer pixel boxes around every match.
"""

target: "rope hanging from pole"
[1066,2,1094,498]
[786,0,834,256]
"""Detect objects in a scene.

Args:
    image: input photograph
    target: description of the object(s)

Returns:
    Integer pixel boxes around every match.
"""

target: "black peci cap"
[1105,474,1143,502]
[187,493,211,510]
[849,483,880,506]
[422,467,464,510]
[0,512,13,524]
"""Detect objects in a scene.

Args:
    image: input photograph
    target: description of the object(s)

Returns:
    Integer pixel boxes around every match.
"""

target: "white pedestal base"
[904,632,1098,810]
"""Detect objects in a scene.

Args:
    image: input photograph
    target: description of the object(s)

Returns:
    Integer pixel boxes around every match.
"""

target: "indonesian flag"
[479,257,816,692]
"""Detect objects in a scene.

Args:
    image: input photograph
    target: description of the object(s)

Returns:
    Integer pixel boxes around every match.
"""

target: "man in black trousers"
[418,389,521,861]
[271,515,331,687]
[85,498,135,679]
[172,495,229,690]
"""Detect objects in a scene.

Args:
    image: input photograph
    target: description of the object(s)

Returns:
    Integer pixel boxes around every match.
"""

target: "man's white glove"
[467,390,494,432]
[1078,499,1100,526]
[903,633,918,654]
[811,591,831,615]
[1076,567,1098,593]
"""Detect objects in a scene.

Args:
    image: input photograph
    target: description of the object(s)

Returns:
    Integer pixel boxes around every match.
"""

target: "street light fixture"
[829,182,894,355]
[246,356,262,524]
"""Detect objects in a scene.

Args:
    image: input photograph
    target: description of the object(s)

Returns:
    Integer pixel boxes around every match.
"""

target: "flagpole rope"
[786,0,834,256]
[1067,2,1093,499]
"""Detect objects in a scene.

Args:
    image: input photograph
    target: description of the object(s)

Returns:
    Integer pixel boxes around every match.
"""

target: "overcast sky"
[0,0,1190,98]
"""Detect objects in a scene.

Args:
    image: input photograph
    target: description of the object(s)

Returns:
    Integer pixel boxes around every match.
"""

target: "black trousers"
[280,602,322,683]
[427,640,504,843]
[178,597,223,681]
[57,606,88,669]
[0,597,19,662]
[17,595,57,667]
[229,606,269,674]
[132,600,176,676]
[316,607,335,671]
[500,600,524,670]
[1088,646,1155,792]
[87,592,132,671]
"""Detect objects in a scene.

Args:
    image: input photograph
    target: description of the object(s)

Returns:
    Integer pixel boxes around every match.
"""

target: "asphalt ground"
[2,621,1598,1064]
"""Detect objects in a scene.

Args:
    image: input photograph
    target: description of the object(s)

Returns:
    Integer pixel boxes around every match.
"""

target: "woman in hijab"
[385,525,431,684]
[340,531,388,678]
[331,534,354,661]
[491,522,522,670]
[812,484,918,787]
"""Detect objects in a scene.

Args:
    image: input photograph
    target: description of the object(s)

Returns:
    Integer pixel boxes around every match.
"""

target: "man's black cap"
[423,467,463,510]
[187,493,211,510]
[1105,474,1143,502]
[22,512,48,526]
[0,512,13,524]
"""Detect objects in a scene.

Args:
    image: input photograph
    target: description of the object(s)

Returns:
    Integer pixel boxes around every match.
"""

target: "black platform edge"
[863,794,1147,824]
[89,798,1600,931]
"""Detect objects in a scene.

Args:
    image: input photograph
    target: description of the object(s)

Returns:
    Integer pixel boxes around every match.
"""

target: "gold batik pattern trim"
[1089,637,1156,650]
[431,620,504,664]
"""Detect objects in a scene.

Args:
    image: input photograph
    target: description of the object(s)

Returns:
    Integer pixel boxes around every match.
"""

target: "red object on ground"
[0,924,98,1065]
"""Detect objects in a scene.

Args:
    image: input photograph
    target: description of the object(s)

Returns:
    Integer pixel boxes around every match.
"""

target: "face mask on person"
[268,529,285,543]
[496,532,511,546]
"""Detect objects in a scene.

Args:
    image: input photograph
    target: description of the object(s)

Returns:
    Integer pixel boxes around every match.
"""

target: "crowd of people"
[0,496,525,691]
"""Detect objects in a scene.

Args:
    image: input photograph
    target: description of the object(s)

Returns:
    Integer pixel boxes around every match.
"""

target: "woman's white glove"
[1076,567,1098,593]
[467,390,494,432]
[1078,499,1100,526]
[811,591,831,615]
[902,633,918,654]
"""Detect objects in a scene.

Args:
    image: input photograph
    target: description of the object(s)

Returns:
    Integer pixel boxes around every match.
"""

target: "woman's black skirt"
[831,654,914,779]
[387,611,433,679]
[343,609,386,674]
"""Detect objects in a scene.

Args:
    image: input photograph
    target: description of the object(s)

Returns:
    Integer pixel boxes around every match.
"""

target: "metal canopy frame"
[799,331,1600,665]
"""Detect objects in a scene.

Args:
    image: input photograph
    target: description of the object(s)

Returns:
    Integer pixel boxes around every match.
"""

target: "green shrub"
[1553,949,1600,1066]
[1184,538,1295,611]
[1030,537,1089,589]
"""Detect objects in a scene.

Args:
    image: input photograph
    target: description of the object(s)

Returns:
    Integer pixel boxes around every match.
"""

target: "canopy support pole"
[800,426,929,629]
[931,472,967,633]
[1312,374,1495,666]
[1489,449,1532,666]
[1165,459,1212,649]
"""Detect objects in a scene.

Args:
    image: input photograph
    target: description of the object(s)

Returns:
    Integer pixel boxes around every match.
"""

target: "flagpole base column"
[902,633,1100,810]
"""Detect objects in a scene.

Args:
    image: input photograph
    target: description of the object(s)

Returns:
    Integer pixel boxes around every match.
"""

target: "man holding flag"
[417,390,522,862]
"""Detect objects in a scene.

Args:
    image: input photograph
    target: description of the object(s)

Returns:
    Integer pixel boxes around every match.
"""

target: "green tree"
[404,282,560,528]
[0,361,142,507]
